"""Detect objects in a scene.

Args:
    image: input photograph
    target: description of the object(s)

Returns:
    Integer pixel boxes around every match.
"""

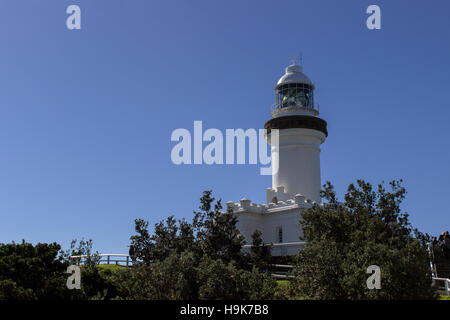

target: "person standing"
[128,244,136,264]
[444,231,450,258]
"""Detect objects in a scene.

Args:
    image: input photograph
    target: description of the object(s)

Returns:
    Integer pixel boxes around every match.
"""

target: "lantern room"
[274,64,315,110]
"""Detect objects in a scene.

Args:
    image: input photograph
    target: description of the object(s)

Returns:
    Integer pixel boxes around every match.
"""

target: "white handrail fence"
[432,277,450,296]
[70,254,133,266]
[68,252,450,296]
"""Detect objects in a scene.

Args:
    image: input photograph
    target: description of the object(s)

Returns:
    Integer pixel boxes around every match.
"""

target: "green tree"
[197,256,275,300]
[197,192,246,265]
[0,241,72,300]
[130,190,246,266]
[124,190,276,300]
[250,230,272,272]
[112,251,198,300]
[60,238,101,266]
[292,180,436,300]
[111,251,276,300]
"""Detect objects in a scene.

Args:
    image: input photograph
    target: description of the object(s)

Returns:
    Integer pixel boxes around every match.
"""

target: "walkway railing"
[433,277,450,296]
[69,253,295,279]
[70,254,133,266]
[427,242,438,277]
[68,253,450,294]
[242,241,306,257]
[270,264,294,280]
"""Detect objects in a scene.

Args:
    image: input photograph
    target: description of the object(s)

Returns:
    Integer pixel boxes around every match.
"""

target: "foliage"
[198,256,275,300]
[274,280,305,300]
[111,251,198,300]
[0,239,123,300]
[111,252,276,300]
[96,264,127,271]
[292,179,436,300]
[250,230,272,271]
[1,184,438,300]
[78,265,121,300]
[60,238,100,266]
[58,238,119,299]
[124,191,276,299]
[0,240,71,300]
[131,190,247,267]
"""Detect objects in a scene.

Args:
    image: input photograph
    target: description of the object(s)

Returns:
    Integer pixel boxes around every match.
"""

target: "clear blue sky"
[0,0,449,253]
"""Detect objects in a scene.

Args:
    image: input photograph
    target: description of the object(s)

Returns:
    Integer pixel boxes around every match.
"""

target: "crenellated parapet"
[266,186,292,203]
[226,192,318,215]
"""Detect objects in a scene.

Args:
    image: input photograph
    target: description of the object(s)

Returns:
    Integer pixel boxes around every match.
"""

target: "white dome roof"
[275,64,313,88]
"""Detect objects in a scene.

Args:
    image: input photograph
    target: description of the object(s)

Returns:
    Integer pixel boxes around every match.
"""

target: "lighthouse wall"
[271,128,326,203]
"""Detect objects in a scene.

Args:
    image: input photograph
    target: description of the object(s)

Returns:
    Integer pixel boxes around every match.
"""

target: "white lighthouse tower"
[227,62,328,256]
[266,62,327,203]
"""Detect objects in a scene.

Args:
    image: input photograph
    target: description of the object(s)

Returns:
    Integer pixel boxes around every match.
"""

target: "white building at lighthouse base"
[227,188,318,256]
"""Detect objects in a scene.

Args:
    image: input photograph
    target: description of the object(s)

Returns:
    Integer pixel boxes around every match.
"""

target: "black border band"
[264,115,328,137]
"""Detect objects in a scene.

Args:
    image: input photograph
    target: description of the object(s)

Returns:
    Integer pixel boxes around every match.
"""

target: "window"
[276,226,283,243]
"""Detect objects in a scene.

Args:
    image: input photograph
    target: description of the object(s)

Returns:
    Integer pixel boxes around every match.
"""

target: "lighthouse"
[227,62,328,256]
[265,62,327,204]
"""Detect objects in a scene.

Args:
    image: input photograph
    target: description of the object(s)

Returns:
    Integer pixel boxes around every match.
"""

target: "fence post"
[126,256,129,266]
[446,280,450,296]
[107,255,110,265]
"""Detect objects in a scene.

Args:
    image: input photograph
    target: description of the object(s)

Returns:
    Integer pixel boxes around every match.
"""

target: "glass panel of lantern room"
[296,85,307,107]
[285,84,295,107]
[307,85,313,108]
[281,86,288,108]
[278,90,283,108]
[275,91,278,108]
[277,86,282,107]
[278,87,283,108]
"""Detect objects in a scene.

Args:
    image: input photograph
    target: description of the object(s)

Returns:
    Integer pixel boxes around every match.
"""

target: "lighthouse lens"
[277,83,313,109]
